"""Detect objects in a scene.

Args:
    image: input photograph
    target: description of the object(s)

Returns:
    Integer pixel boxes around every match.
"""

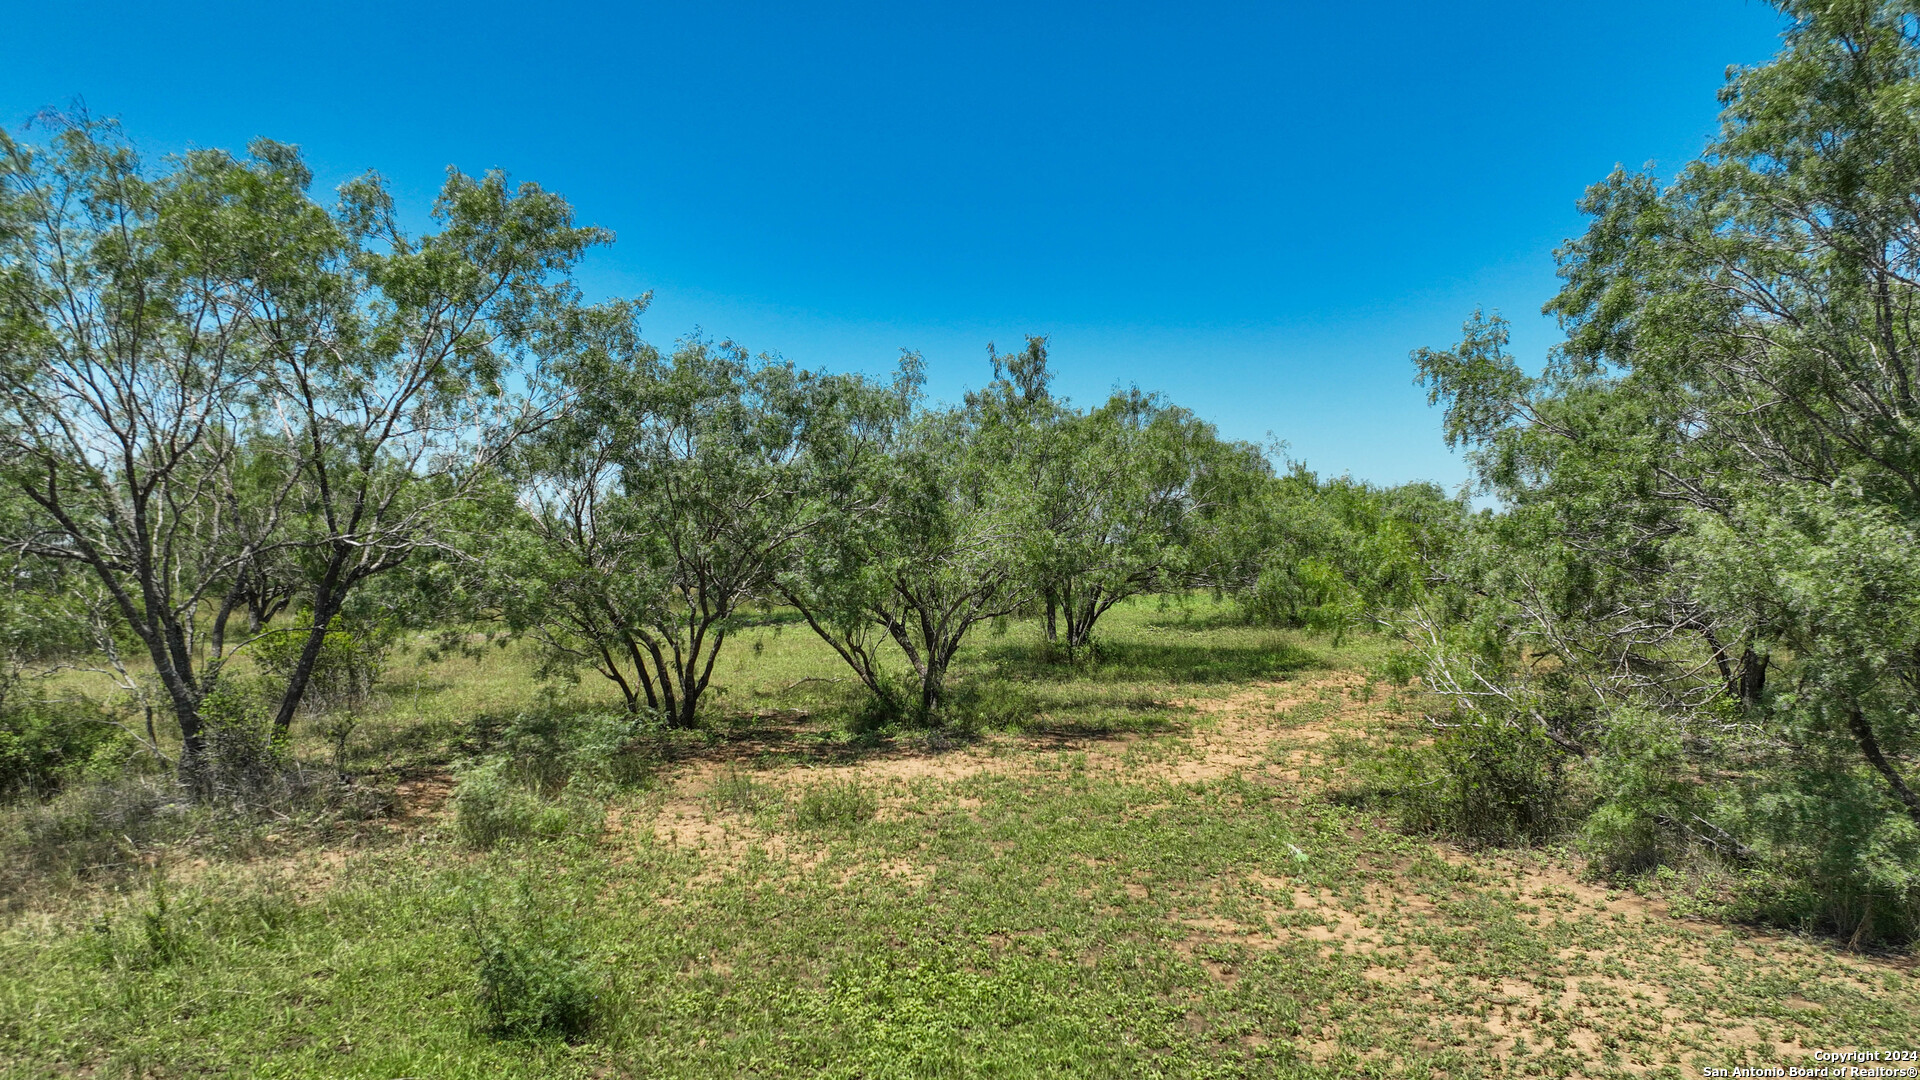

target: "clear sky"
[4,1,1789,490]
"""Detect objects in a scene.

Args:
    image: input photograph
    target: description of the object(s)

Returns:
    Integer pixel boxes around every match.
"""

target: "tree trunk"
[270,590,345,737]
[920,653,948,718]
[1849,705,1920,826]
[1737,647,1768,710]
[1065,594,1102,651]
[164,680,208,778]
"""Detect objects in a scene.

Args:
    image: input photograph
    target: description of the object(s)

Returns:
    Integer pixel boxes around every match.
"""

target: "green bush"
[1735,742,1920,947]
[1394,715,1572,847]
[0,693,123,801]
[1581,707,1711,874]
[451,757,591,849]
[936,680,1037,731]
[1372,648,1422,688]
[453,702,649,849]
[1244,558,1363,644]
[792,779,878,830]
[251,618,393,713]
[477,702,656,796]
[470,890,596,1040]
[139,874,190,966]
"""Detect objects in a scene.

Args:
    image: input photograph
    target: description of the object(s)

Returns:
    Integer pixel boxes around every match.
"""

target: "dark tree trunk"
[1849,705,1920,826]
[269,572,347,738]
[1737,648,1768,710]
[920,653,949,717]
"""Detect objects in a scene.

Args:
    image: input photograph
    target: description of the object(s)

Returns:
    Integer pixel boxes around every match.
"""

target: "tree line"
[0,111,1443,790]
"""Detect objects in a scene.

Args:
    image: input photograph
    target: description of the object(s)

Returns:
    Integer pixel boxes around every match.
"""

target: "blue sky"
[4,1,1787,489]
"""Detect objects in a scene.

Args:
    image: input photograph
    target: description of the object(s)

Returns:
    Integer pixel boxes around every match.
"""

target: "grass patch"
[792,780,878,830]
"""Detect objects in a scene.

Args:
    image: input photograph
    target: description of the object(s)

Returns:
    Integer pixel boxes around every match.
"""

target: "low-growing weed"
[708,767,776,815]
[139,873,188,966]
[451,757,597,848]
[792,779,878,829]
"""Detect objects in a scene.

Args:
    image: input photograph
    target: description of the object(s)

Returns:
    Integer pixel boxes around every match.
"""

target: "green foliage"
[489,702,657,793]
[190,677,332,807]
[1393,716,1574,848]
[469,885,597,1041]
[1404,1,1920,942]
[0,693,122,801]
[505,330,909,729]
[1232,469,1461,641]
[781,387,1030,722]
[1244,558,1363,644]
[251,618,394,713]
[792,779,878,830]
[1580,707,1711,874]
[0,111,613,776]
[934,679,1041,732]
[139,874,189,967]
[969,340,1274,653]
[451,701,637,848]
[1733,718,1920,946]
[451,758,593,849]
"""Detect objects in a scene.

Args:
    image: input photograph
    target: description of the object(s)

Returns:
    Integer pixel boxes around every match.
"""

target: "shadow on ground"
[982,637,1324,686]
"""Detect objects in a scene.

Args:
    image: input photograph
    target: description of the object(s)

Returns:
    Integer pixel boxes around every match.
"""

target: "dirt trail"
[606,670,1370,886]
[651,669,1368,795]
[1155,671,1370,783]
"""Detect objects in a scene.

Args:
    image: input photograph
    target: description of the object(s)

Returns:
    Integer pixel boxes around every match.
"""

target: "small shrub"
[936,681,1037,732]
[561,710,659,792]
[191,677,332,808]
[453,758,540,847]
[1394,715,1572,847]
[452,702,647,848]
[1372,648,1421,688]
[845,677,915,735]
[0,691,122,801]
[451,757,591,848]
[793,779,877,830]
[470,889,596,1040]
[483,702,657,796]
[139,874,189,966]
[1581,707,1711,874]
[252,617,393,714]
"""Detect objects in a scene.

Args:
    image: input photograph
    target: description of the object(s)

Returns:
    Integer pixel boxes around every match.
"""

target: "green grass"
[2,598,1915,1078]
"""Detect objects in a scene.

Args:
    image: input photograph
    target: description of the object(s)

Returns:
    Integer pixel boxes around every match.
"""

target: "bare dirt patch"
[1148,672,1371,784]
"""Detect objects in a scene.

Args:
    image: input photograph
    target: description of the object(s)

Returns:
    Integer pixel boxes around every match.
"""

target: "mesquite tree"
[508,334,899,727]
[0,113,604,775]
[968,337,1270,653]
[1411,1,1920,939]
[781,384,1031,720]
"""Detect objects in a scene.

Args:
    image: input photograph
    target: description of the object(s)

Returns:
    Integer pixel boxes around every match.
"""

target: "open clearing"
[2,605,1915,1078]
